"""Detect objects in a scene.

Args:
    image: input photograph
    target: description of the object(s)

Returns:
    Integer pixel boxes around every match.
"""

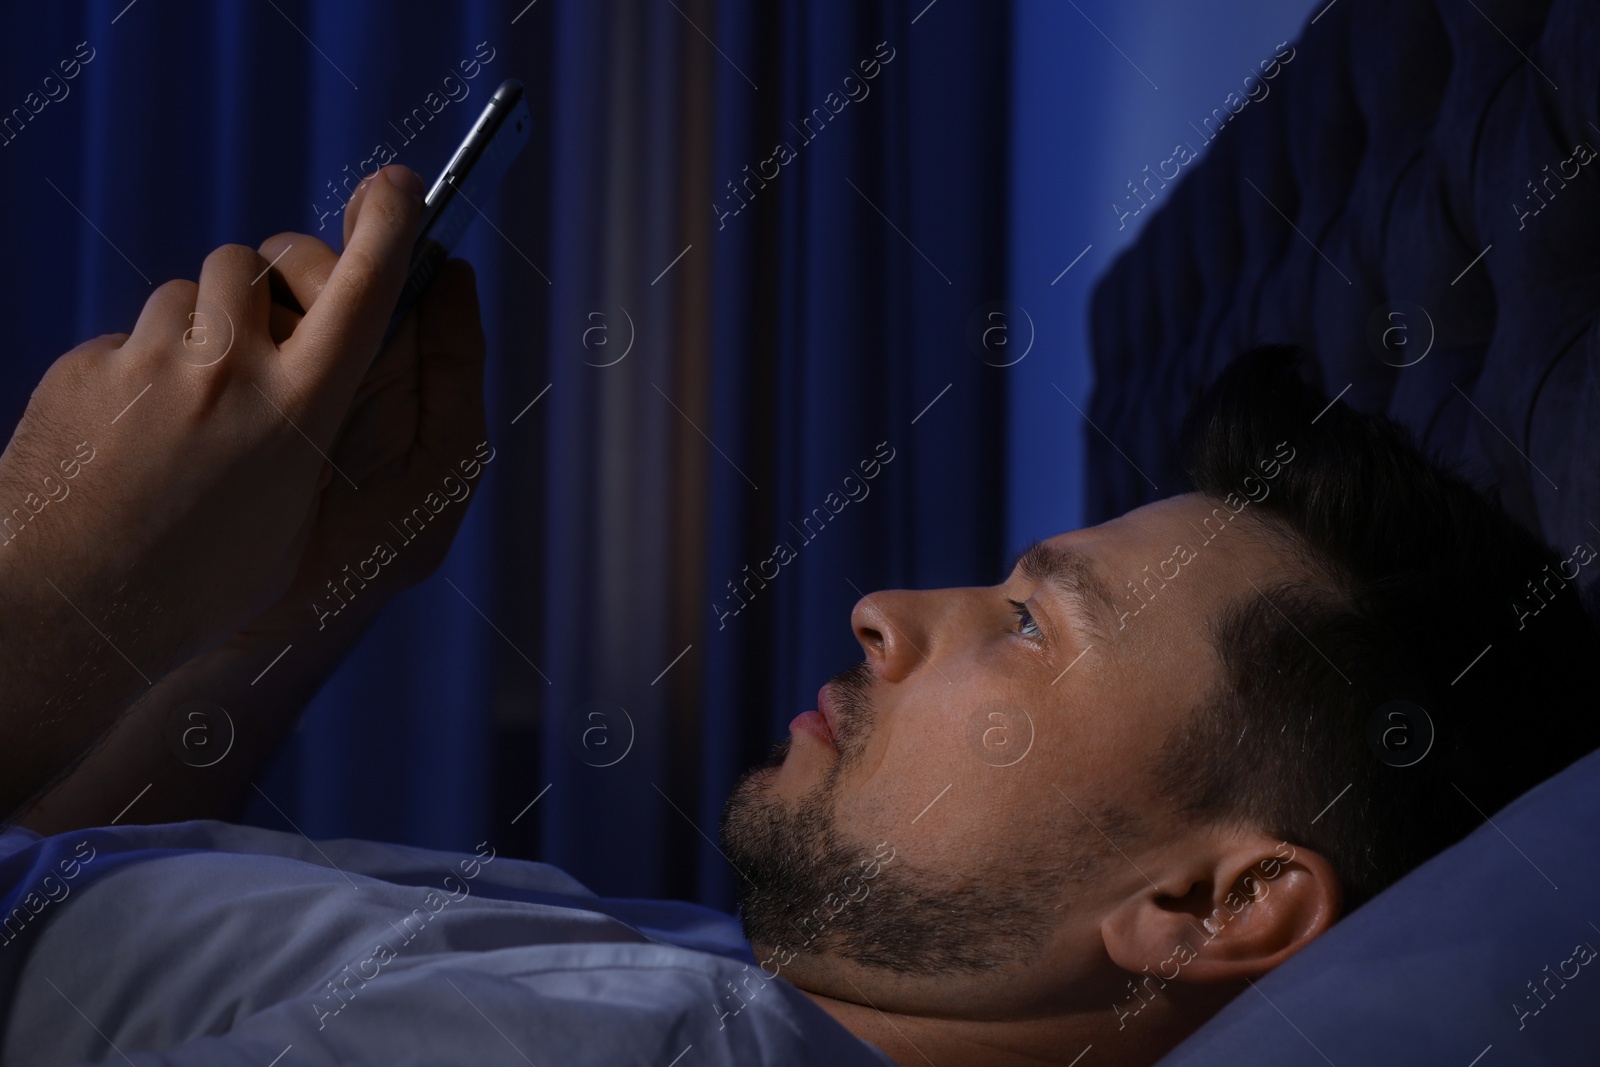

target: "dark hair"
[1152,345,1600,911]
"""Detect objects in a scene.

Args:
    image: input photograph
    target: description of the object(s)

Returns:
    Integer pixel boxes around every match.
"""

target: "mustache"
[828,660,875,750]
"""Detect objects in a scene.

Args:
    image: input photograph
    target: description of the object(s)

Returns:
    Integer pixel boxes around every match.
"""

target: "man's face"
[720,492,1297,1017]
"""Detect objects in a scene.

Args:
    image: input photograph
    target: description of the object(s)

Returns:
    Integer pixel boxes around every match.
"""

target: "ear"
[1099,829,1341,986]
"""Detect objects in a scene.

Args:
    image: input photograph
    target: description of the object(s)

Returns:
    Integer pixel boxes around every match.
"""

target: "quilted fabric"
[1088,0,1600,618]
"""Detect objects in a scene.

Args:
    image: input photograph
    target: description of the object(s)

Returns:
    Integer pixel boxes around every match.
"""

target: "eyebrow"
[1009,540,1121,642]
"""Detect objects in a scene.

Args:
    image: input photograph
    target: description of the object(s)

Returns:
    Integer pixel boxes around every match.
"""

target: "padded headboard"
[1088,0,1600,619]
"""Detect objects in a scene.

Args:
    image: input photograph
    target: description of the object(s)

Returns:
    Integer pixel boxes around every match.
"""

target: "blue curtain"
[1,0,1009,911]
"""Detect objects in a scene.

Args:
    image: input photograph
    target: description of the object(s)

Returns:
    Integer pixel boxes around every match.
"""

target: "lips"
[788,682,850,751]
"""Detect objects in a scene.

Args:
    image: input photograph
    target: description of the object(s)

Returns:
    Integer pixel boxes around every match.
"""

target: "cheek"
[831,687,971,836]
[1007,670,1158,824]
[837,686,1056,865]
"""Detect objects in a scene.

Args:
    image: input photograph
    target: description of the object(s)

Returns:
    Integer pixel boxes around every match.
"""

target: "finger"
[69,331,131,355]
[58,332,130,374]
[417,258,489,453]
[127,278,199,347]
[342,171,379,252]
[257,232,338,321]
[268,303,301,346]
[194,243,273,352]
[286,165,422,400]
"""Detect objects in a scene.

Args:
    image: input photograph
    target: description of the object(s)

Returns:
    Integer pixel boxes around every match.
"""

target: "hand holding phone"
[248,181,490,637]
[0,159,434,822]
[240,79,533,638]
[268,78,532,351]
[0,81,533,822]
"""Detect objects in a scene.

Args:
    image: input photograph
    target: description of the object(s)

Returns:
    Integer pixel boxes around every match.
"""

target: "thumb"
[278,164,423,436]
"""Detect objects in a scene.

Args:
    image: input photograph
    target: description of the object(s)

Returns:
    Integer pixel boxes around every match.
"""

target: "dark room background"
[0,0,1310,911]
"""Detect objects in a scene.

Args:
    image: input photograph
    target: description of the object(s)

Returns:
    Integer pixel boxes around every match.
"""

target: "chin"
[752,738,827,798]
[730,762,779,802]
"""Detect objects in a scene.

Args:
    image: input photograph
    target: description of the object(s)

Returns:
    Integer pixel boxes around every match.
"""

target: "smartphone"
[270,81,528,343]
[377,78,533,348]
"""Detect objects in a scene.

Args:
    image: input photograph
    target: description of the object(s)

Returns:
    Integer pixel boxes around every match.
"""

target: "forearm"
[0,548,191,823]
[16,602,380,836]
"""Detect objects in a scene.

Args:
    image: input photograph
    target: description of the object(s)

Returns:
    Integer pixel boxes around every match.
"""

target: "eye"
[1007,598,1044,641]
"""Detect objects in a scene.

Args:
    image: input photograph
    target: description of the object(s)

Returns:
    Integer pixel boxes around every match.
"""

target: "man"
[717,345,1600,1063]
[1,168,1595,1065]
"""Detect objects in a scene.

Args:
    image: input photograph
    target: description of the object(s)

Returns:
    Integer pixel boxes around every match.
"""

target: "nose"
[851,589,931,682]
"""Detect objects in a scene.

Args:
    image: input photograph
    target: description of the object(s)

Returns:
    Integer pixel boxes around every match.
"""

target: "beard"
[718,662,1079,976]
